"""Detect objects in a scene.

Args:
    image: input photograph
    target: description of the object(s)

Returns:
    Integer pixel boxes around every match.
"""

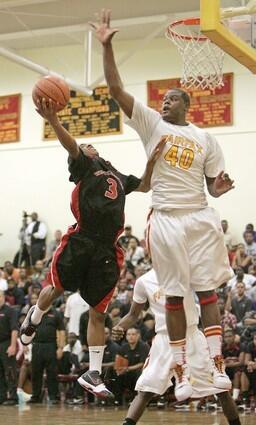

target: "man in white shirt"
[113,269,241,425]
[64,291,89,336]
[243,230,256,257]
[221,220,233,250]
[25,212,47,265]
[91,10,234,401]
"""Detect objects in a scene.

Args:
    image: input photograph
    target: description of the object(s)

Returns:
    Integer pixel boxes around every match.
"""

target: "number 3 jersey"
[125,99,225,210]
[68,149,141,242]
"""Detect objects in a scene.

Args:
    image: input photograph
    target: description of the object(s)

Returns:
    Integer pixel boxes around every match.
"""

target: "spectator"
[109,302,122,327]
[243,223,256,242]
[218,296,237,332]
[64,290,89,336]
[30,260,46,286]
[227,282,253,324]
[222,329,243,401]
[137,247,152,272]
[231,244,252,273]
[116,279,129,305]
[24,212,47,265]
[125,238,145,270]
[17,267,30,294]
[221,219,233,250]
[60,332,83,374]
[228,267,256,294]
[29,306,65,404]
[118,225,139,250]
[3,261,19,283]
[21,292,39,316]
[0,270,7,291]
[244,332,256,398]
[0,290,19,405]
[44,230,62,265]
[5,279,25,312]
[244,230,256,257]
[114,327,149,404]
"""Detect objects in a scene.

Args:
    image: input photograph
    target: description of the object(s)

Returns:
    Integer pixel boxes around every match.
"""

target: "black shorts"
[49,225,122,312]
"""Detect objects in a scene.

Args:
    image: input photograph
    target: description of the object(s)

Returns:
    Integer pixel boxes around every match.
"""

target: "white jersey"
[126,100,225,210]
[133,268,199,333]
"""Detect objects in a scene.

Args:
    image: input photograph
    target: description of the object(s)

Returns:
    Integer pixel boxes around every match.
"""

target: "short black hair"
[172,88,190,108]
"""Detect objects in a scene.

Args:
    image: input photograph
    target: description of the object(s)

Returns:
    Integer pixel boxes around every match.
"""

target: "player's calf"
[198,291,231,390]
[166,297,193,401]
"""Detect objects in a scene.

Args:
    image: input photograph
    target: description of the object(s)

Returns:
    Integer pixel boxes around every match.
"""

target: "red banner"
[147,73,233,127]
[0,94,21,143]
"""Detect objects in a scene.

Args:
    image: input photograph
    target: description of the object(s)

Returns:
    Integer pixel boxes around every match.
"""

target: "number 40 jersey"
[126,99,225,210]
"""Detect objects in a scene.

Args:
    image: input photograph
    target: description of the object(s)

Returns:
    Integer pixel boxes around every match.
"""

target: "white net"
[166,18,225,90]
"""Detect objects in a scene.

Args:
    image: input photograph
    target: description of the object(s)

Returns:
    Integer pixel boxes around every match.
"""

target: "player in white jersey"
[90,9,234,401]
[112,269,241,425]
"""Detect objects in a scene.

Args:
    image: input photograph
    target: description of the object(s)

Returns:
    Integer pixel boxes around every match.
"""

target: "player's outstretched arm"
[112,301,145,340]
[36,98,79,159]
[90,9,134,118]
[136,138,167,192]
[206,171,235,197]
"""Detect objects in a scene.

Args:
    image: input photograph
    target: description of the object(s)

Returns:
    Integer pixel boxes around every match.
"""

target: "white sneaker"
[173,364,193,402]
[212,355,232,390]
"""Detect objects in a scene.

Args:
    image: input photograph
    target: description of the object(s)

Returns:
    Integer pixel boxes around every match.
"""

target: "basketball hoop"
[166,18,225,90]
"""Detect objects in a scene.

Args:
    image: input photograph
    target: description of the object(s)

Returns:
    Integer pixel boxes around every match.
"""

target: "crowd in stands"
[0,214,256,411]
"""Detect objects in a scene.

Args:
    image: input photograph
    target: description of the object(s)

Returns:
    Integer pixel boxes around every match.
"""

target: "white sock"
[89,346,105,374]
[232,388,240,400]
[204,326,222,358]
[170,339,186,365]
[31,304,46,325]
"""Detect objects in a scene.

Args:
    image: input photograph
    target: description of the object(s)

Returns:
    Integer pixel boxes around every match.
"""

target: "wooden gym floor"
[0,405,255,425]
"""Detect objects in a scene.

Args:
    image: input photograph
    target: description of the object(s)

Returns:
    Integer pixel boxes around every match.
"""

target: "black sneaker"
[20,306,39,346]
[77,370,114,400]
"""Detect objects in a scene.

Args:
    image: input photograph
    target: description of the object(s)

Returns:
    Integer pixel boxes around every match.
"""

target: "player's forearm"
[207,182,221,198]
[103,43,123,96]
[49,116,79,158]
[136,162,154,192]
[117,312,139,330]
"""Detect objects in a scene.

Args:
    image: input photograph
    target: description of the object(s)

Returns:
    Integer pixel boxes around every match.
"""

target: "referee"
[0,290,19,405]
[29,306,65,404]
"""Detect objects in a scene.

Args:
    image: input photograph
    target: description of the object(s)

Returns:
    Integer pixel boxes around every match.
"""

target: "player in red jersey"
[20,98,166,399]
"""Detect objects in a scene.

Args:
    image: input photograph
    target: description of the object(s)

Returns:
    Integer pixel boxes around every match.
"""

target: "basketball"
[32,75,70,111]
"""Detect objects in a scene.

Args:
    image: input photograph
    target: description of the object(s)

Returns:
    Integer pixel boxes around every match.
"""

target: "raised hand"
[89,9,119,45]
[35,98,59,123]
[148,137,167,165]
[212,171,235,196]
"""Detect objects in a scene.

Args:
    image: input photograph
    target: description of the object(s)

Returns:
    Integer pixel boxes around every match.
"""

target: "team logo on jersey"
[159,134,203,171]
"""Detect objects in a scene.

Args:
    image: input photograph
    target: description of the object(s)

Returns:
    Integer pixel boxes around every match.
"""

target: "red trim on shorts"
[199,293,218,305]
[165,302,184,311]
[94,286,116,313]
[146,209,153,258]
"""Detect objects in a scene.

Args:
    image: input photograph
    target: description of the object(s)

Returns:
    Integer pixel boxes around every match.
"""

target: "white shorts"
[148,207,232,296]
[135,327,224,397]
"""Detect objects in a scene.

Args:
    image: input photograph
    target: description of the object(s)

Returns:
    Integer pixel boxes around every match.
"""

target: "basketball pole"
[0,47,93,95]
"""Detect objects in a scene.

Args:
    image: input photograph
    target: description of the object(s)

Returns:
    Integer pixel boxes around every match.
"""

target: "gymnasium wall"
[0,37,255,264]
